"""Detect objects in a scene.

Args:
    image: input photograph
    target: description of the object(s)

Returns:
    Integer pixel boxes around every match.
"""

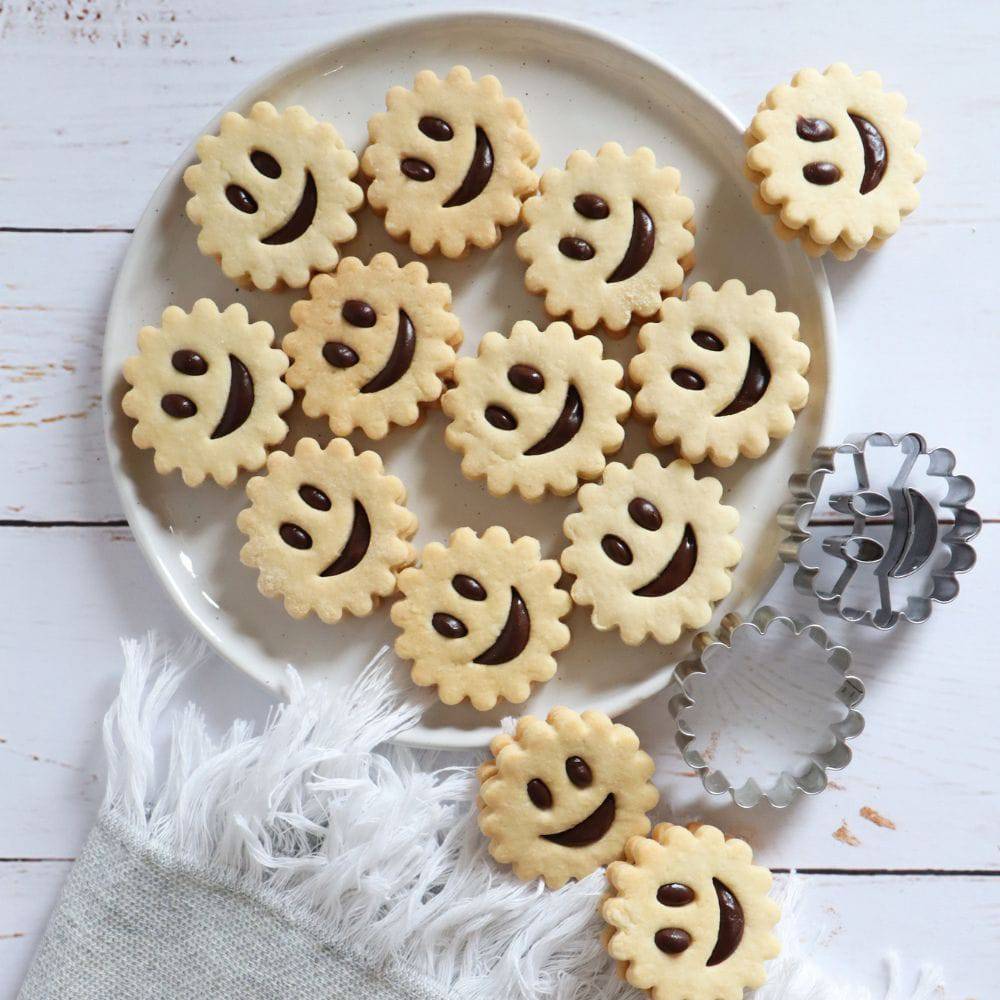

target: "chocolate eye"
[171,349,208,376]
[418,116,453,141]
[342,300,377,327]
[225,184,258,214]
[298,485,331,511]
[657,883,695,906]
[803,162,841,185]
[796,116,835,142]
[691,330,724,351]
[671,368,706,391]
[558,236,595,260]
[654,928,692,954]
[565,756,592,788]
[401,158,435,181]
[432,612,468,639]
[250,150,282,178]
[160,394,197,418]
[485,405,518,430]
[527,778,553,809]
[323,342,360,368]
[507,364,545,393]
[573,193,610,219]
[629,498,662,531]
[279,523,312,550]
[601,534,634,565]
[452,574,487,601]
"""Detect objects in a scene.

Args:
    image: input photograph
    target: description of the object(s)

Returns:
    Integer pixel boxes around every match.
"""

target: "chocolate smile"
[706,879,745,966]
[320,499,371,577]
[443,126,494,207]
[210,354,254,439]
[715,342,771,417]
[849,114,888,194]
[541,792,616,847]
[607,201,655,283]
[633,523,697,598]
[473,586,531,665]
[524,385,584,456]
[361,310,416,394]
[260,171,318,245]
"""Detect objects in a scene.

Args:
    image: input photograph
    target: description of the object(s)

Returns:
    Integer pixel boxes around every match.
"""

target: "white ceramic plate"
[103,11,834,748]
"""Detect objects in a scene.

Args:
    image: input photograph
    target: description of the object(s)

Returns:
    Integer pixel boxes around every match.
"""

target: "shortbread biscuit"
[122,299,292,487]
[478,707,658,888]
[362,66,539,257]
[284,254,462,439]
[561,455,741,646]
[237,437,417,622]
[184,102,364,289]
[745,64,924,254]
[442,320,631,500]
[603,824,780,1000]
[517,144,695,334]
[630,280,810,467]
[392,526,571,710]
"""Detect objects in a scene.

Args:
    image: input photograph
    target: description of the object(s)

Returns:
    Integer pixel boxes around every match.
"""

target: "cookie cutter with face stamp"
[778,432,980,629]
[668,607,864,808]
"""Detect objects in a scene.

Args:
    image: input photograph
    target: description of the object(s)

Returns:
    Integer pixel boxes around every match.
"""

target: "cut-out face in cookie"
[478,707,658,888]
[362,66,539,257]
[392,526,570,710]
[284,253,462,439]
[122,299,292,487]
[237,437,417,622]
[561,455,741,646]
[442,321,631,500]
[184,102,364,290]
[746,63,924,253]
[604,824,780,1000]
[631,280,810,467]
[517,144,695,334]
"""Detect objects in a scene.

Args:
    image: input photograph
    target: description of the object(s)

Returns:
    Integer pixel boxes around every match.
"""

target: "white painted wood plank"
[2,219,998,521]
[0,522,996,867]
[0,863,996,1000]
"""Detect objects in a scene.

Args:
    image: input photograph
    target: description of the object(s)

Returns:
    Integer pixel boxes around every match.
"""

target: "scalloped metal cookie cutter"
[668,607,864,808]
[779,432,981,629]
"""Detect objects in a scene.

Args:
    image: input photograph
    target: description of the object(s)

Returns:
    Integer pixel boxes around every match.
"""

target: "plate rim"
[102,8,836,748]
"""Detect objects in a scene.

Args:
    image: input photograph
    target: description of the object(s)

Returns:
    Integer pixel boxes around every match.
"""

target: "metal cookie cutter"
[779,432,980,629]
[668,607,864,808]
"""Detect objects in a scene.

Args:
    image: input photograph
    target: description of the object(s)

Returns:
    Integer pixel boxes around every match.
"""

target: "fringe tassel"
[101,635,945,1000]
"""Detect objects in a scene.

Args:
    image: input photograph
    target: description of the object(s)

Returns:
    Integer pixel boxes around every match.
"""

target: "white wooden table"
[1,1,998,996]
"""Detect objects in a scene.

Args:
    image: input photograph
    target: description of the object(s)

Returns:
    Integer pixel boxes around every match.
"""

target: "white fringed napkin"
[19,636,945,999]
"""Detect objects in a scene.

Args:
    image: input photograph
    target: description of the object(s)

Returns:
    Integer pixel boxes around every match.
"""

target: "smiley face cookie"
[184,102,364,290]
[630,280,810,467]
[478,707,658,888]
[122,299,293,487]
[362,66,540,257]
[237,437,417,622]
[603,824,780,1000]
[561,455,741,646]
[746,64,924,257]
[442,321,631,500]
[284,254,462,439]
[517,144,695,334]
[392,526,571,710]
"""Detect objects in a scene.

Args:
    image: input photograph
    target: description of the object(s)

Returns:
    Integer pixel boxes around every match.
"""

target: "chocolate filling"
[419,116,453,141]
[508,364,545,394]
[671,368,706,391]
[250,150,282,178]
[319,500,371,577]
[558,236,595,260]
[172,349,208,376]
[607,201,655,283]
[803,162,841,185]
[473,587,530,665]
[601,534,634,566]
[849,113,888,194]
[716,342,771,416]
[485,405,518,431]
[161,394,196,418]
[692,329,724,352]
[443,126,494,207]
[323,342,360,369]
[796,116,835,142]
[628,497,662,531]
[401,158,435,182]
[654,928,692,955]
[342,300,377,327]
[452,574,487,601]
[360,310,416,394]
[432,612,468,639]
[657,883,695,907]
[210,355,254,439]
[633,523,697,598]
[574,193,610,219]
[706,879,744,966]
[541,793,616,847]
[523,385,584,456]
[260,171,318,245]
